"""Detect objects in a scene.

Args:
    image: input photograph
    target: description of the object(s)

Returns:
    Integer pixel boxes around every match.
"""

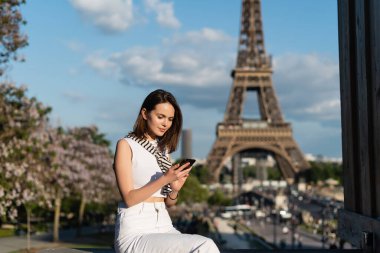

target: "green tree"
[0,0,28,75]
[307,161,343,184]
[178,175,209,204]
[67,126,115,236]
[208,188,232,206]
[44,126,115,242]
[242,165,256,179]
[0,84,51,249]
[267,167,282,180]
[191,164,211,184]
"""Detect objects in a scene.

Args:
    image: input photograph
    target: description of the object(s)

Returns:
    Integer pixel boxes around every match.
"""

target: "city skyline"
[5,0,341,160]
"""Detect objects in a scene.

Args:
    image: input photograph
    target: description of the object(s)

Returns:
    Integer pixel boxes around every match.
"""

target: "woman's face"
[142,102,175,140]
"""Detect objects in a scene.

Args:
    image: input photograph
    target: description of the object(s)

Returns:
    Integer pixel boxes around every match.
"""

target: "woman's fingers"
[177,167,192,177]
[175,162,190,172]
[166,163,192,182]
[172,163,181,170]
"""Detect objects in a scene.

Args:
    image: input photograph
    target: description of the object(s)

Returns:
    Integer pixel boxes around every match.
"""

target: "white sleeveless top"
[123,137,167,198]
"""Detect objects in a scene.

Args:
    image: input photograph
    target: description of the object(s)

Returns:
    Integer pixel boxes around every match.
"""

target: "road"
[0,226,113,253]
[214,217,252,250]
[0,233,54,253]
[247,217,324,249]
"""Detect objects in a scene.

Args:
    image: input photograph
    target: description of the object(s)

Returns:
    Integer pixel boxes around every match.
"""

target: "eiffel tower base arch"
[207,124,309,185]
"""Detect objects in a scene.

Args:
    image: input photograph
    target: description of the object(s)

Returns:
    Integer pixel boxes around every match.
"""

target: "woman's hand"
[164,162,192,192]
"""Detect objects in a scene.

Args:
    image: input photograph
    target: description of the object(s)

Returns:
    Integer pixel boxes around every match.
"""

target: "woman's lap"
[133,232,219,253]
[114,202,220,253]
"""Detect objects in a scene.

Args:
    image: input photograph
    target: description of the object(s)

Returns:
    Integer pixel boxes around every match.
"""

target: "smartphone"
[178,158,196,170]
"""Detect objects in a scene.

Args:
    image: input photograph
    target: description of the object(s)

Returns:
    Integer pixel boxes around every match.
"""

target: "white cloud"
[274,53,338,89]
[292,119,342,157]
[65,40,85,52]
[62,92,86,103]
[165,54,199,71]
[273,53,340,121]
[83,31,340,126]
[85,53,118,77]
[83,49,342,159]
[303,99,340,120]
[170,28,232,44]
[84,28,235,87]
[110,48,229,87]
[144,0,180,29]
[70,0,133,33]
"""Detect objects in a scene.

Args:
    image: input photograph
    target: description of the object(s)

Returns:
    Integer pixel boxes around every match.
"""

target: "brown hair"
[131,89,182,153]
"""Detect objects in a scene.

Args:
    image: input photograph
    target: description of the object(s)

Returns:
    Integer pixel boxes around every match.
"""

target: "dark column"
[337,0,380,251]
[232,153,242,196]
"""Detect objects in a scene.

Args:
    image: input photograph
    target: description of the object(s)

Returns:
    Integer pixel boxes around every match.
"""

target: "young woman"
[113,89,220,253]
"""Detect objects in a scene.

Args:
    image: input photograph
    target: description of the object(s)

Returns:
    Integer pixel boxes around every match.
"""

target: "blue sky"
[4,0,341,160]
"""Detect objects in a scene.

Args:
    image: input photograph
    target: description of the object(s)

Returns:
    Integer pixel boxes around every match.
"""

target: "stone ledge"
[37,248,363,253]
[38,248,114,253]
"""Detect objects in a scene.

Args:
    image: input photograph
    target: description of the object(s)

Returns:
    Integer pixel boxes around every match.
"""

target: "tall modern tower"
[181,129,192,159]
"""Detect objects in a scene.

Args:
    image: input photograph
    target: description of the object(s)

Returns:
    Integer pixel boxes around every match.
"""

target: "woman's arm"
[165,153,179,207]
[164,155,192,207]
[113,139,167,207]
[113,139,190,207]
[165,190,179,207]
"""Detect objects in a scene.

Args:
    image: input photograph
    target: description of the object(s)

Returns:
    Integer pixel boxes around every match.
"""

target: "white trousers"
[114,202,220,253]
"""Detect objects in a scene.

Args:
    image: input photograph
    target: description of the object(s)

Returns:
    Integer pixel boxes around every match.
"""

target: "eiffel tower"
[206,0,310,187]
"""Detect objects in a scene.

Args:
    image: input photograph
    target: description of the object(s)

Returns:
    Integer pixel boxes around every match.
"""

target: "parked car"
[282,226,289,234]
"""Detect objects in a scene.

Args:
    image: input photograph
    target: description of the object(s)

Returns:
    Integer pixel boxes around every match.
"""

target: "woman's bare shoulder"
[115,138,131,153]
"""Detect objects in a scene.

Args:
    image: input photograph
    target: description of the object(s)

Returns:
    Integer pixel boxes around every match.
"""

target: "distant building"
[241,155,276,167]
[305,153,342,164]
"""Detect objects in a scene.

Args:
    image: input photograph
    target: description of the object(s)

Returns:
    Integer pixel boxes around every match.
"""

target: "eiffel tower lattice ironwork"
[206,0,310,184]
